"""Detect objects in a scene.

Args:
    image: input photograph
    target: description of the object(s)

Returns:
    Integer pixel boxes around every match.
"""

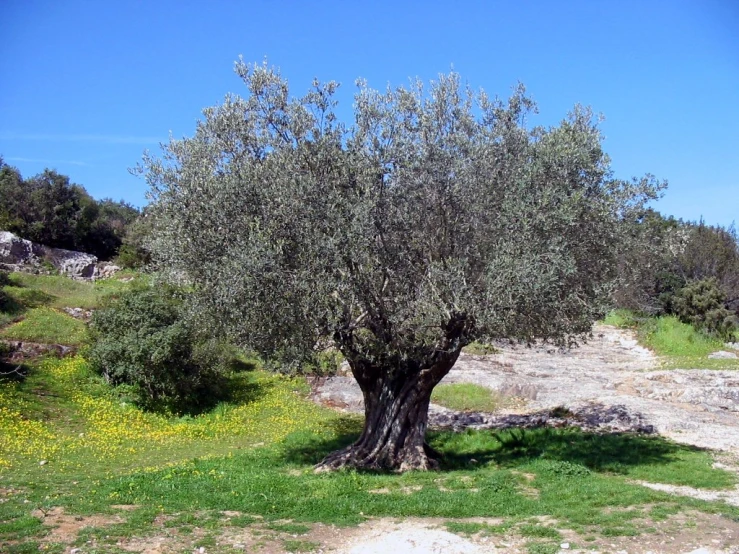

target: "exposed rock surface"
[62,307,94,321]
[708,351,738,360]
[0,230,120,280]
[312,324,739,455]
[0,340,77,363]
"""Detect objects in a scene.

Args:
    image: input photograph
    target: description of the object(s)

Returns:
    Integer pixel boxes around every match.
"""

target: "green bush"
[87,286,230,413]
[0,271,10,312]
[672,279,737,339]
[115,243,150,269]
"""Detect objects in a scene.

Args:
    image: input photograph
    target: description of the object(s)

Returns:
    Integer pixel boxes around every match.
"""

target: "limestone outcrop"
[0,231,119,280]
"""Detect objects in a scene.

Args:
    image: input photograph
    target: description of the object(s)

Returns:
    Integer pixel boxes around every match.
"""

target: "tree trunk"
[315,352,460,472]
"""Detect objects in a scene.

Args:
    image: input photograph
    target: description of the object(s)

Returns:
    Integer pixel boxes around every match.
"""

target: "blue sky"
[1,0,737,226]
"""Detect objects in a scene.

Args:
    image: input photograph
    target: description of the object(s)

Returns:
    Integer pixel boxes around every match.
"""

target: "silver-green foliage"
[139,62,662,371]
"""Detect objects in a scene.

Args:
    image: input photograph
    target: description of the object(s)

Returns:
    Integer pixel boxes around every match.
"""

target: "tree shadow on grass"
[223,372,273,405]
[434,427,697,473]
[282,416,362,465]
[282,417,697,475]
[143,365,272,417]
[0,359,30,383]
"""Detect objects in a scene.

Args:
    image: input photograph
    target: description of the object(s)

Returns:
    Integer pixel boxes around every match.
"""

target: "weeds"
[431,383,505,412]
[603,311,739,370]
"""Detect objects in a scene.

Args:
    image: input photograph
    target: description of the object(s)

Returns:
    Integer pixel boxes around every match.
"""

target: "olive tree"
[139,61,662,471]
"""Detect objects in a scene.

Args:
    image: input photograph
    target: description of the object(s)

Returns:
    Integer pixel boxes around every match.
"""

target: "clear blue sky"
[1,0,737,225]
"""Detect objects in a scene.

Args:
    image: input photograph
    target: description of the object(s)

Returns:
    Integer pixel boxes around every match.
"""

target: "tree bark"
[315,351,460,472]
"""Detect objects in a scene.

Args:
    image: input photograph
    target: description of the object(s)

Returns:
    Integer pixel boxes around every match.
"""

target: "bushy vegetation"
[0,157,142,260]
[615,212,738,337]
[672,278,737,339]
[0,270,10,312]
[87,286,232,413]
[113,211,152,268]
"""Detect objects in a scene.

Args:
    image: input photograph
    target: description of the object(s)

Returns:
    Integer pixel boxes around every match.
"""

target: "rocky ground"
[312,324,739,454]
[310,325,739,554]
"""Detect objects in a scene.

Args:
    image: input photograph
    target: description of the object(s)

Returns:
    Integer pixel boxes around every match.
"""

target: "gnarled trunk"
[315,351,460,472]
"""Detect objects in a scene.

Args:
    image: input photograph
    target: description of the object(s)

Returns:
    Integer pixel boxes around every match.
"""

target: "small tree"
[139,62,662,471]
[672,279,737,339]
[88,287,229,413]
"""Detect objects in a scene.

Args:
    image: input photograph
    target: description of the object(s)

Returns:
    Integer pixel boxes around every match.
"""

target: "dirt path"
[313,324,739,455]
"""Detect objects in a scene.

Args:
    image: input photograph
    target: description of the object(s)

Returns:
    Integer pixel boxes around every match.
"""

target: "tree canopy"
[140,62,663,470]
[0,159,140,260]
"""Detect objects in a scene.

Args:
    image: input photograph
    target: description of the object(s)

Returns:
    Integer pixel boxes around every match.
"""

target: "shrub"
[677,223,739,315]
[87,286,230,413]
[115,214,152,269]
[614,215,739,319]
[0,270,10,311]
[672,279,737,339]
[115,243,150,269]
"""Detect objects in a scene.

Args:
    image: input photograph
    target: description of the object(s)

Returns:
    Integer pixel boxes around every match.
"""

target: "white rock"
[0,230,99,280]
[708,351,738,360]
[348,525,483,554]
[560,543,570,550]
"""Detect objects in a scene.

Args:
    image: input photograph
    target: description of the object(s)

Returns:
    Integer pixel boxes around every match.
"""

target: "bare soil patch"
[32,506,123,544]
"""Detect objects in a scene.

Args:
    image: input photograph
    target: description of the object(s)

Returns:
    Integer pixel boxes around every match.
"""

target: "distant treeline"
[615,209,739,337]
[0,157,148,264]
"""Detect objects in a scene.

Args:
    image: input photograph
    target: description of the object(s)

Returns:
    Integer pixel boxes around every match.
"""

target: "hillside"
[2,273,739,553]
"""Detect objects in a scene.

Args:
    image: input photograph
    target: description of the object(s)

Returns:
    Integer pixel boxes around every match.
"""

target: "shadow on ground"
[282,414,698,474]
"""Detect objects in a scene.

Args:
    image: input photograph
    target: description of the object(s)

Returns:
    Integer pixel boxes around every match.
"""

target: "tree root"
[314,442,441,473]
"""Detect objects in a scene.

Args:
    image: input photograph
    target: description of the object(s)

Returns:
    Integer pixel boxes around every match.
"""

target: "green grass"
[603,309,641,329]
[603,311,739,370]
[639,316,723,357]
[1,355,737,553]
[431,383,505,412]
[1,307,87,345]
[639,316,739,369]
[0,271,142,346]
[445,520,515,536]
[0,289,737,552]
[526,542,560,554]
[267,522,311,534]
[6,272,137,310]
[462,342,499,355]
[519,523,561,539]
[283,539,320,552]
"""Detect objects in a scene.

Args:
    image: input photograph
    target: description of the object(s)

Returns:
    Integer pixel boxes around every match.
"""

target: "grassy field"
[0,272,137,345]
[1,355,738,553]
[604,311,739,370]
[2,276,739,553]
